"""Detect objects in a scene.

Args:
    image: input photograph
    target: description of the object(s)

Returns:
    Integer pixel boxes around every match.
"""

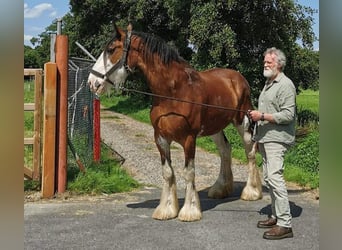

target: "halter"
[89,30,132,86]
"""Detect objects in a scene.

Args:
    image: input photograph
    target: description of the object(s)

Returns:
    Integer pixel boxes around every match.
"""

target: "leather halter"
[89,30,132,86]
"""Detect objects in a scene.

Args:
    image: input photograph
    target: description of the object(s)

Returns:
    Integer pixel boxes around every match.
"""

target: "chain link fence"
[67,57,94,168]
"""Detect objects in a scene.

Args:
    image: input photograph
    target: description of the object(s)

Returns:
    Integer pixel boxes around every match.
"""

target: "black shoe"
[263,225,293,240]
[257,218,277,228]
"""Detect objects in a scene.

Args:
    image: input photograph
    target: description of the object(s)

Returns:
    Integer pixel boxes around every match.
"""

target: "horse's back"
[200,68,250,89]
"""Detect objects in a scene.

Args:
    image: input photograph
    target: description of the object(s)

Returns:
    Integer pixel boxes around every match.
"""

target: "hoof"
[178,206,202,222]
[152,204,179,220]
[208,182,233,199]
[240,186,262,201]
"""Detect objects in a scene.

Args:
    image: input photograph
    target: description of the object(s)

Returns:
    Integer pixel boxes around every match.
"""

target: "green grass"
[284,164,319,189]
[100,89,319,189]
[24,142,141,193]
[67,142,140,194]
[24,81,35,176]
[297,89,319,113]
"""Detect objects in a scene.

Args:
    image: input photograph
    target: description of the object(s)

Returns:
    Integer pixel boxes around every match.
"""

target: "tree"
[189,0,318,101]
[24,45,40,68]
[28,0,319,96]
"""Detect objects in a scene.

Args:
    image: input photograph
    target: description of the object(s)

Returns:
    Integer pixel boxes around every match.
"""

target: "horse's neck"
[138,60,187,94]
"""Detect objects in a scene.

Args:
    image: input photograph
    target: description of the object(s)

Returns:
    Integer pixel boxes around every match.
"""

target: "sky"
[24,0,70,46]
[24,0,319,50]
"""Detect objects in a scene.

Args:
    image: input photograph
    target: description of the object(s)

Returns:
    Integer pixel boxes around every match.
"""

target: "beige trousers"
[258,142,292,228]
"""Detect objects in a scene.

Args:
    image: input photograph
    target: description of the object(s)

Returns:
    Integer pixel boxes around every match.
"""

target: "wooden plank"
[41,62,57,198]
[24,137,34,145]
[24,166,33,179]
[24,68,42,76]
[33,69,43,180]
[24,103,35,111]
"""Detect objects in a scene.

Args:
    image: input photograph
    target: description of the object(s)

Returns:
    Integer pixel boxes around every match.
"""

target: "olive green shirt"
[254,72,296,145]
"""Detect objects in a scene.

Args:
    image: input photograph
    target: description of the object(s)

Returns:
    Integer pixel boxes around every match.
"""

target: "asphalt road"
[24,184,319,250]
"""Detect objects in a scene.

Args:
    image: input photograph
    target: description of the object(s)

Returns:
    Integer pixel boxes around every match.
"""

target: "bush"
[297,107,319,127]
[285,130,319,173]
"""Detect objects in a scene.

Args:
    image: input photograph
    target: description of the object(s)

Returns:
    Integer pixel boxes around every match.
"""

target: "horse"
[88,23,262,222]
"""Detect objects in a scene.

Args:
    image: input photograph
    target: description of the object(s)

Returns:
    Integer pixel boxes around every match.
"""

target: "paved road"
[25,185,319,250]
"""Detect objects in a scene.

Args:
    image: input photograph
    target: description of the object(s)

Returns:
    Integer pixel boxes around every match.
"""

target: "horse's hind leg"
[178,135,202,222]
[152,135,179,220]
[236,116,262,200]
[208,130,234,199]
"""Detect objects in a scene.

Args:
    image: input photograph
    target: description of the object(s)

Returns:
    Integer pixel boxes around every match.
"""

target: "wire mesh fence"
[67,57,94,168]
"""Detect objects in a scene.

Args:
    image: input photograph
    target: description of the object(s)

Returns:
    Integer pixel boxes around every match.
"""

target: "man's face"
[263,53,279,79]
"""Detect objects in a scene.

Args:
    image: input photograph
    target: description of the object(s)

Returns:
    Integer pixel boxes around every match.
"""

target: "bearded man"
[248,47,296,240]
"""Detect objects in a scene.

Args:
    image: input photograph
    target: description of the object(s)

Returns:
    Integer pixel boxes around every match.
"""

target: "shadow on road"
[126,181,250,212]
[127,181,304,219]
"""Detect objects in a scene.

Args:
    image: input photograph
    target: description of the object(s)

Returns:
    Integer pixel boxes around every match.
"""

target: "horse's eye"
[106,47,115,54]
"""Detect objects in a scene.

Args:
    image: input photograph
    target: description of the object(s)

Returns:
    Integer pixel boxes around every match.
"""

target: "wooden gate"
[24,69,43,180]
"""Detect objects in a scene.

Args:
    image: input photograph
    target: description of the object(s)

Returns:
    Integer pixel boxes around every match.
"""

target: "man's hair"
[264,47,286,71]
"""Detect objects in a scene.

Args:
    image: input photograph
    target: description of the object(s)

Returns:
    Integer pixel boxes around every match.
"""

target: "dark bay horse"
[88,24,262,222]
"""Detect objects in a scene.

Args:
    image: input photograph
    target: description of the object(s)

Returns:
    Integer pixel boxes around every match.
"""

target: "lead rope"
[119,86,249,113]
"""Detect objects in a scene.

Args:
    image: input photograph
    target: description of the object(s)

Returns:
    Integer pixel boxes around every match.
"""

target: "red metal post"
[55,35,68,193]
[93,96,101,162]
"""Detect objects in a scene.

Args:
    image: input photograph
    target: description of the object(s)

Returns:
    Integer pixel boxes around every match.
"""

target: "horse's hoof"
[178,207,202,222]
[152,205,178,220]
[240,187,262,201]
[208,183,233,199]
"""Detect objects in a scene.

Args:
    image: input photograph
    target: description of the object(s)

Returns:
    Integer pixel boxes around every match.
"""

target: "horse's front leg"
[152,135,179,220]
[178,136,202,222]
[236,117,262,201]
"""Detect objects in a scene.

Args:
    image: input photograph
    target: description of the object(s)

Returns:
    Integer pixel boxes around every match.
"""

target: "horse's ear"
[127,23,133,32]
[113,22,124,40]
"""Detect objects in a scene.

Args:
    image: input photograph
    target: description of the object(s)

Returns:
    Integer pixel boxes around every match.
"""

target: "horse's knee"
[162,164,174,181]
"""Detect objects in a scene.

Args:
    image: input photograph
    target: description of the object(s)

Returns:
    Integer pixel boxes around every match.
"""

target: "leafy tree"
[189,0,318,101]
[24,45,40,68]
[27,0,319,95]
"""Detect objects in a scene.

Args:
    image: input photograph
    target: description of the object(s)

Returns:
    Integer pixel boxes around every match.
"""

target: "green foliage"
[284,164,319,189]
[24,180,40,191]
[24,80,35,137]
[297,107,319,128]
[68,143,140,194]
[100,90,152,124]
[285,130,319,174]
[27,0,318,97]
[68,161,140,194]
[24,46,40,68]
[297,89,319,113]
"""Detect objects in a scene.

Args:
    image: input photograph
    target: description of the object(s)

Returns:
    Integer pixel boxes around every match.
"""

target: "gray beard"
[263,69,274,78]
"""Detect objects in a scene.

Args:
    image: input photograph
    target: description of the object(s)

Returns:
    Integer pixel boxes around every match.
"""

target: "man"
[248,47,296,240]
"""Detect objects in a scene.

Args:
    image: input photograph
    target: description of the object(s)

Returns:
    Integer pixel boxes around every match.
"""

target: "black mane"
[132,31,185,65]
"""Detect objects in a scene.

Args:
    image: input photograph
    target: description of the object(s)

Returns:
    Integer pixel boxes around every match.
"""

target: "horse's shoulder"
[184,67,200,84]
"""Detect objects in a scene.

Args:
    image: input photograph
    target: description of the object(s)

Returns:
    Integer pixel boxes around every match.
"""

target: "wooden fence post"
[56,35,68,193]
[42,63,57,198]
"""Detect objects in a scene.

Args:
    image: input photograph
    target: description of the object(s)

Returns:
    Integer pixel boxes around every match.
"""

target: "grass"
[100,89,319,189]
[297,88,319,113]
[24,81,35,179]
[67,142,140,194]
[24,141,140,193]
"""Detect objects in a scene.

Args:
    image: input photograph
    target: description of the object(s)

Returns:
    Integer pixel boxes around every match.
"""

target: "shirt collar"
[264,72,284,90]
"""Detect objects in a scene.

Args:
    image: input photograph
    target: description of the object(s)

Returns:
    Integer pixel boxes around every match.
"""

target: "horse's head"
[88,23,133,95]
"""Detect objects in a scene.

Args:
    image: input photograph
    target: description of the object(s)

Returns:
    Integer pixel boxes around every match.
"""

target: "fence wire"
[67,57,94,168]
